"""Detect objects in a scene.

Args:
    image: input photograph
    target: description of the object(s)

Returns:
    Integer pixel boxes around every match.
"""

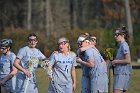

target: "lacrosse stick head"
[104,48,116,61]
[41,59,51,69]
[41,59,53,78]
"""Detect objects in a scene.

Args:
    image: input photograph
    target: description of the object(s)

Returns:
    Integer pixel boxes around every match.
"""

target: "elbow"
[89,64,94,68]
[127,60,131,64]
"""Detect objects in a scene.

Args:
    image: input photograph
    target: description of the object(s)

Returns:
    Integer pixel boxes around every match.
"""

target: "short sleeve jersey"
[0,52,16,79]
[50,51,77,85]
[85,48,107,78]
[77,50,90,77]
[17,46,45,73]
[114,42,132,74]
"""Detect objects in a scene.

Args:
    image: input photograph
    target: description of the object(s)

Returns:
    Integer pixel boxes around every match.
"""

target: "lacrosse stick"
[104,48,116,93]
[24,58,37,93]
[41,59,59,93]
[41,59,53,78]
[24,77,29,93]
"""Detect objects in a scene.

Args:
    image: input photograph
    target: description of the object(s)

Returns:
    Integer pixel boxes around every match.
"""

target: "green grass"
[36,68,140,93]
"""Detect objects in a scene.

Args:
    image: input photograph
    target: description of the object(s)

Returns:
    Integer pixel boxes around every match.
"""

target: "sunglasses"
[115,33,121,37]
[58,41,67,46]
[28,38,37,42]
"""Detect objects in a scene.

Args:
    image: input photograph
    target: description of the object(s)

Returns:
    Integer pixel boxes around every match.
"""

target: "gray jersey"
[15,46,45,93]
[77,50,90,93]
[0,52,16,78]
[114,42,132,75]
[50,51,77,85]
[85,48,107,78]
[85,48,108,93]
[77,50,89,77]
[0,52,16,92]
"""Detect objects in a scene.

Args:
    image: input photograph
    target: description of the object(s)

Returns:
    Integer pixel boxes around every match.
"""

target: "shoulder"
[85,48,94,53]
[19,46,28,51]
[50,51,59,57]
[69,51,76,57]
[10,52,16,57]
[121,42,129,49]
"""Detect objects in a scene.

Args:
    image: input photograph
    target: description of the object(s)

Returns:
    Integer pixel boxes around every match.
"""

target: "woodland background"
[0,0,140,60]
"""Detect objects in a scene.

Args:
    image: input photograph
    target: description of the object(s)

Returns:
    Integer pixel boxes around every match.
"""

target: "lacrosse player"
[111,26,132,93]
[77,35,90,93]
[76,35,108,93]
[14,33,46,93]
[0,39,17,93]
[48,37,77,93]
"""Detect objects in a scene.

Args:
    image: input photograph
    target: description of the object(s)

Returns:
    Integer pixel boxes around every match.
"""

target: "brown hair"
[115,26,129,44]
[27,33,38,41]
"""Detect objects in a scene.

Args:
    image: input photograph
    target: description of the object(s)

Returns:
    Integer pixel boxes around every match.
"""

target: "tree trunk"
[124,0,133,45]
[27,0,31,30]
[45,0,54,36]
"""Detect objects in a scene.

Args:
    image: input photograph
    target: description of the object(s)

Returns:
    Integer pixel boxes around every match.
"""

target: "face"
[58,38,68,52]
[80,40,89,47]
[28,36,37,48]
[90,39,96,46]
[0,47,9,54]
[114,32,123,42]
[77,41,83,48]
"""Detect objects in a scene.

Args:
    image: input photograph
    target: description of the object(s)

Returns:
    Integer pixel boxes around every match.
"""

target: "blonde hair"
[58,37,71,52]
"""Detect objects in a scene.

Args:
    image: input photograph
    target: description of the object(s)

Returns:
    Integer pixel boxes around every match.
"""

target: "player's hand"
[76,57,82,63]
[23,69,31,77]
[47,76,53,80]
[73,83,76,92]
[0,80,6,86]
[111,60,117,66]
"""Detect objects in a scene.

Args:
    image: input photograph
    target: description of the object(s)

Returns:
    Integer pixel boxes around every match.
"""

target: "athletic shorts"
[48,81,73,93]
[113,74,131,91]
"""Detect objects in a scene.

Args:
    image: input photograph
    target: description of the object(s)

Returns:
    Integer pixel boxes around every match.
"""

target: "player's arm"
[14,58,31,77]
[111,53,131,64]
[71,66,76,92]
[79,44,95,53]
[2,66,17,85]
[76,57,94,68]
[112,45,131,64]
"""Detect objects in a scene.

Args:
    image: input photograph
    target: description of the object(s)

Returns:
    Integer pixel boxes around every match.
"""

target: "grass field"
[36,68,140,93]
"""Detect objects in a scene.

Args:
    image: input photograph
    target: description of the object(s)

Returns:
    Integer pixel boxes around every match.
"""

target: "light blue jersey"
[48,51,77,93]
[77,50,90,93]
[113,42,132,91]
[114,42,132,75]
[0,52,16,92]
[15,46,45,93]
[85,48,108,93]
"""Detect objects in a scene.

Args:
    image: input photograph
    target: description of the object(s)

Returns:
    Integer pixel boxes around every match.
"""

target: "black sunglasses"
[58,41,67,46]
[115,33,121,37]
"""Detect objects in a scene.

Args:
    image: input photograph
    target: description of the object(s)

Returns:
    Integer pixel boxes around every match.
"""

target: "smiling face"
[28,36,38,48]
[0,47,10,54]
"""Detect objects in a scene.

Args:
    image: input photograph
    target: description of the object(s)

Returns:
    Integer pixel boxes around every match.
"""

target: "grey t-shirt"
[114,42,132,75]
[50,51,77,85]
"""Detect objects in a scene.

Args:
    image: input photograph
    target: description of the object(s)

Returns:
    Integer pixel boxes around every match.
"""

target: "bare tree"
[45,0,54,36]
[27,0,31,30]
[124,0,133,45]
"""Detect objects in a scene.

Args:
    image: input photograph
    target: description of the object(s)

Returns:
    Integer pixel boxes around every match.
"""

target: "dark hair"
[27,33,38,40]
[115,26,129,44]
